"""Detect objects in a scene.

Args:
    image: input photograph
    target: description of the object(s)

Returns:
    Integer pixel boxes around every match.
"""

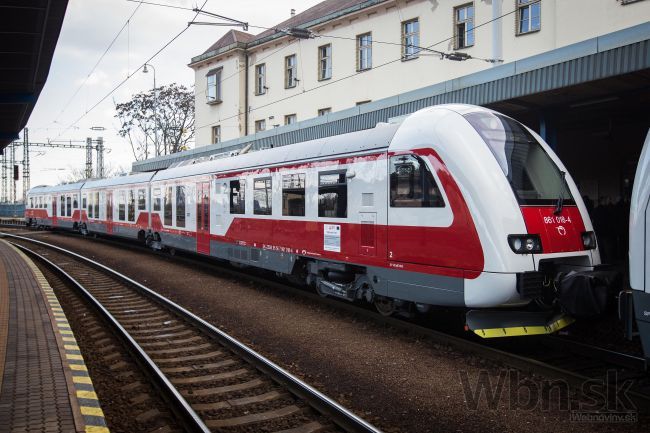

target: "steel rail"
[12,242,211,433]
[4,233,382,433]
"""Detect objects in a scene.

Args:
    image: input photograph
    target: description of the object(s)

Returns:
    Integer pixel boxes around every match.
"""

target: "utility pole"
[1,147,6,203]
[96,137,104,178]
[10,141,16,203]
[86,137,93,178]
[22,128,30,201]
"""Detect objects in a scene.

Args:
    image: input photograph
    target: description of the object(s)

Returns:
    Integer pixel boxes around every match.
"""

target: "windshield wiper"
[554,170,566,215]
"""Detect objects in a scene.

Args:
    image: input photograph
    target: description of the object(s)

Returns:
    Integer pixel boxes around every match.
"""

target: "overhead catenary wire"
[195,1,534,131]
[53,0,210,142]
[53,1,145,125]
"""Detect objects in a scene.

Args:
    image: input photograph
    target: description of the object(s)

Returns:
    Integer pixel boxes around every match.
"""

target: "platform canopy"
[0,0,69,150]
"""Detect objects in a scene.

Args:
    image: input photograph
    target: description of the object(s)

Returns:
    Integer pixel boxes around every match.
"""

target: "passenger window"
[94,192,100,219]
[88,193,94,219]
[73,196,78,209]
[389,155,444,208]
[153,188,161,211]
[318,171,347,218]
[164,187,173,226]
[127,190,135,222]
[118,191,126,221]
[66,196,72,217]
[282,173,306,216]
[138,189,146,210]
[82,194,87,209]
[176,186,186,228]
[253,178,272,215]
[60,195,65,217]
[229,179,245,214]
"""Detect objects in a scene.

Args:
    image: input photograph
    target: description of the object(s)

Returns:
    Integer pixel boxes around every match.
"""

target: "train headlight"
[581,231,597,250]
[507,234,542,254]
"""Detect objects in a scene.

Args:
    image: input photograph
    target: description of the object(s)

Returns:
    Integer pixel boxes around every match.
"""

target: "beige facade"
[190,0,650,147]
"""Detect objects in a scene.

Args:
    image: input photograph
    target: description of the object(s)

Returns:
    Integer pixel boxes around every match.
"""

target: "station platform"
[0,240,108,433]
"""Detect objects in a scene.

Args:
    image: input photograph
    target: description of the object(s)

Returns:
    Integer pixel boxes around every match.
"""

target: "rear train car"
[26,182,84,229]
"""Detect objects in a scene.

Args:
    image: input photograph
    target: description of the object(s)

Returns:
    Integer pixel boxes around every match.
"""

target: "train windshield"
[464,111,574,206]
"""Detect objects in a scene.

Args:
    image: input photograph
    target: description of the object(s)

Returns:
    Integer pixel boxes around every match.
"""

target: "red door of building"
[196,182,210,255]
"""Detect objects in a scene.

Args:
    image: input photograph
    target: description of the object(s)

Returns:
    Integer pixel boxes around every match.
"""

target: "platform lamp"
[143,63,159,156]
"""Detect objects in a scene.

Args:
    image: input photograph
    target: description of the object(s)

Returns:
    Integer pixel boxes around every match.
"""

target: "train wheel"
[374,296,396,317]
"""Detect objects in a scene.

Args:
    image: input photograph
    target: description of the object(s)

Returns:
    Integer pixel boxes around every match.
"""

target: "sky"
[21,0,323,194]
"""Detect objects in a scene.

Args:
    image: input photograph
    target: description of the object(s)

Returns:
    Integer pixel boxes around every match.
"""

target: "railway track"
[4,228,650,414]
[6,234,380,433]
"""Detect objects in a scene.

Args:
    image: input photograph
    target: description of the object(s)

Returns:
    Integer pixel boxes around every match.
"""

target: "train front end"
[420,106,617,337]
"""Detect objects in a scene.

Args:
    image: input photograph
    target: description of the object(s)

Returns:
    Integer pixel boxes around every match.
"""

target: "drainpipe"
[492,0,502,66]
[244,52,249,136]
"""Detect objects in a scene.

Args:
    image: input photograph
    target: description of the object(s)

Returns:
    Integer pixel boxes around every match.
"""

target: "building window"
[389,155,444,207]
[285,114,297,125]
[255,63,266,95]
[318,107,331,116]
[285,54,297,88]
[454,3,474,49]
[517,0,541,35]
[230,179,245,214]
[176,186,186,228]
[164,187,172,226]
[153,188,161,211]
[282,173,305,216]
[211,125,221,144]
[255,119,266,133]
[318,44,332,80]
[137,188,146,210]
[318,171,347,218]
[253,178,272,215]
[357,33,372,71]
[402,19,420,60]
[206,68,222,103]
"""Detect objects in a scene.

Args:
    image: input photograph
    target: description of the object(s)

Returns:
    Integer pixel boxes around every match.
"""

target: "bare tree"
[61,162,128,183]
[115,83,195,161]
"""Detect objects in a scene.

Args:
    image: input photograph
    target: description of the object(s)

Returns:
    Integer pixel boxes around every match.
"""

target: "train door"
[106,191,113,234]
[386,153,451,265]
[51,196,58,226]
[196,182,210,255]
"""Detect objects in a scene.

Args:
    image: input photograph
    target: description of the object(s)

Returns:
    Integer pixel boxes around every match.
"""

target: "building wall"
[191,0,650,147]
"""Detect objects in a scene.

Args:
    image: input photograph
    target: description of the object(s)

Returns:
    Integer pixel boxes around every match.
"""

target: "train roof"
[27,181,86,195]
[82,172,157,189]
[151,122,399,182]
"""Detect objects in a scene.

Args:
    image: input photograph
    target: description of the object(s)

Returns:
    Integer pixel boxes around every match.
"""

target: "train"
[26,104,612,338]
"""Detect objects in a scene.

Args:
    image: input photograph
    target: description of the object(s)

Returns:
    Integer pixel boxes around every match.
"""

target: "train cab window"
[118,191,126,221]
[127,190,135,222]
[164,187,173,226]
[153,188,161,211]
[66,196,72,217]
[230,180,245,214]
[137,189,146,210]
[318,171,347,218]
[282,173,306,216]
[176,186,186,228]
[253,178,272,215]
[390,155,444,208]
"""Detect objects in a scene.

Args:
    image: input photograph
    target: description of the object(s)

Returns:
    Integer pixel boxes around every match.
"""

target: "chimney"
[290,8,296,17]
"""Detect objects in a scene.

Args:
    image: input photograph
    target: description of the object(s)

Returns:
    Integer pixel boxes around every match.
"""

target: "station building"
[134,0,650,262]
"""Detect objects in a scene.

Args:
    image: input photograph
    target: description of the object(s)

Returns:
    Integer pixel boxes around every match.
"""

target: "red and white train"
[26,105,607,337]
